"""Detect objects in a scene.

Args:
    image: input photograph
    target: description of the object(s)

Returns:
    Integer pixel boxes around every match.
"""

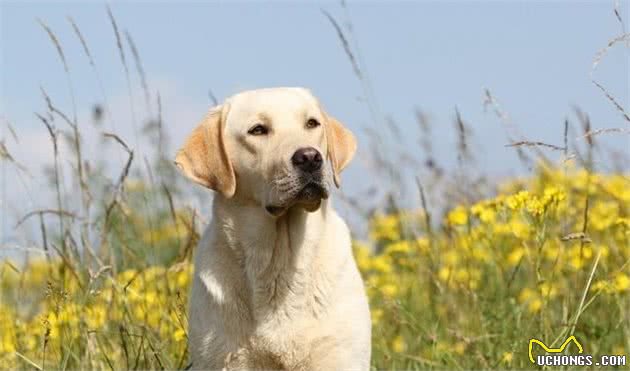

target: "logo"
[529,336,627,367]
[529,336,583,364]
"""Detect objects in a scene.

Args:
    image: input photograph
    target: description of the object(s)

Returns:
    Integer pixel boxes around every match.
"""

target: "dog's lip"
[264,182,328,217]
[265,205,286,216]
[297,182,329,201]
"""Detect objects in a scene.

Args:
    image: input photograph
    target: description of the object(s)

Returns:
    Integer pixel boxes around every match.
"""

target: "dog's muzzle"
[265,147,329,216]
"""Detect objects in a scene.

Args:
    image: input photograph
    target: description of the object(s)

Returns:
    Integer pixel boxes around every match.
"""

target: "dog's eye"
[306,118,321,129]
[248,124,268,136]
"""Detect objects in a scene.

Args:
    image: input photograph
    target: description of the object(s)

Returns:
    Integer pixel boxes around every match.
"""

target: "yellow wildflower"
[385,240,412,255]
[528,298,543,313]
[371,255,393,274]
[613,272,630,292]
[539,282,558,298]
[526,196,545,216]
[438,266,453,282]
[454,341,467,355]
[391,335,406,353]
[369,214,401,241]
[85,305,107,329]
[447,206,468,226]
[381,283,399,298]
[506,247,525,266]
[174,328,186,342]
[510,219,531,239]
[518,288,536,303]
[415,237,430,253]
[371,308,384,325]
[506,190,529,210]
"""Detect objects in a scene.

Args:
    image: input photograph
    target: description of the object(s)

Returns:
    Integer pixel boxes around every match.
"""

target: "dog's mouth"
[297,182,328,202]
[265,180,329,217]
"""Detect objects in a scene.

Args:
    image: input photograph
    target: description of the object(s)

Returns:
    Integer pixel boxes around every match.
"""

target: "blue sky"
[1,1,629,247]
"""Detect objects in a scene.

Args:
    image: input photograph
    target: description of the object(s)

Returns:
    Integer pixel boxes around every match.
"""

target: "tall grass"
[1,4,629,370]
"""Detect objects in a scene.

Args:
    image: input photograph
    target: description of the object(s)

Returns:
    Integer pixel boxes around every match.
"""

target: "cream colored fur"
[175,88,371,370]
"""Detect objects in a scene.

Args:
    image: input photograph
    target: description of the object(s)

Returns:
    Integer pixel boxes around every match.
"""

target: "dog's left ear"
[174,104,236,197]
[324,114,357,188]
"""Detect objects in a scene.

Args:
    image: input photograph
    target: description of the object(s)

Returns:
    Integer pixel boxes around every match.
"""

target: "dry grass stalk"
[36,19,69,73]
[15,209,80,228]
[454,108,471,162]
[101,132,134,272]
[124,30,151,113]
[321,9,362,79]
[505,141,566,151]
[614,0,627,34]
[208,89,219,106]
[592,80,630,123]
[580,127,630,139]
[415,177,432,236]
[0,140,26,172]
[591,33,630,75]
[107,4,140,148]
[34,111,67,256]
[68,16,95,67]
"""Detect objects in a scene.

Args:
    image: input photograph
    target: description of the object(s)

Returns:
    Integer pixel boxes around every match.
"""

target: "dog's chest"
[228,313,327,370]
[237,251,333,369]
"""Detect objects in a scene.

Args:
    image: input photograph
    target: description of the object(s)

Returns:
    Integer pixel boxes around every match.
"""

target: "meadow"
[1,4,629,371]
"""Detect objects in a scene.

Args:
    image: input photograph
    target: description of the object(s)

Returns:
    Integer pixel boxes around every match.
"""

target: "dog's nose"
[291,147,323,172]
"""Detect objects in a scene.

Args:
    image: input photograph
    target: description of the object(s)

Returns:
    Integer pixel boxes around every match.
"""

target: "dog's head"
[174,87,356,216]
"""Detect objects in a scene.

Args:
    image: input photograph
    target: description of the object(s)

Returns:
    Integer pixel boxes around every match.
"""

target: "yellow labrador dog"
[175,87,371,370]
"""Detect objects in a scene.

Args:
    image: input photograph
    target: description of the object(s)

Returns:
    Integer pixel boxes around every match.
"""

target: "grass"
[1,4,629,370]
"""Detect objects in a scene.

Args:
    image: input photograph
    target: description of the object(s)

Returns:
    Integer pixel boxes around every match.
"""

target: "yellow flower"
[0,335,16,354]
[369,214,401,241]
[471,201,497,223]
[589,201,619,231]
[539,282,558,298]
[443,250,460,266]
[506,190,529,210]
[454,341,467,355]
[447,206,468,226]
[145,290,158,305]
[502,352,514,364]
[526,196,545,216]
[518,288,536,303]
[415,237,430,253]
[174,328,186,342]
[371,255,393,274]
[385,240,412,255]
[613,273,630,292]
[568,245,593,270]
[471,246,490,262]
[528,298,543,313]
[543,244,561,261]
[591,280,611,293]
[391,335,406,353]
[438,266,453,282]
[510,219,531,239]
[85,305,107,329]
[132,305,146,322]
[353,242,372,271]
[507,247,526,266]
[616,217,630,229]
[381,284,399,298]
[371,308,384,325]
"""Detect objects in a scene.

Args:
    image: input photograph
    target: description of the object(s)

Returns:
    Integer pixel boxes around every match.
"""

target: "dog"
[175,87,371,370]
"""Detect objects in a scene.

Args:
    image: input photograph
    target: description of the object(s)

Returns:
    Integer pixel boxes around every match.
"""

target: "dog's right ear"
[174,105,236,197]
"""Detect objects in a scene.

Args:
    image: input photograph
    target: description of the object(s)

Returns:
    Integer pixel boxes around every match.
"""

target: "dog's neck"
[212,196,331,322]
